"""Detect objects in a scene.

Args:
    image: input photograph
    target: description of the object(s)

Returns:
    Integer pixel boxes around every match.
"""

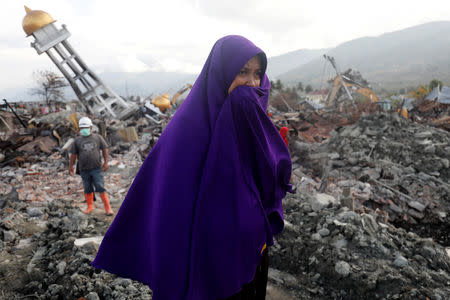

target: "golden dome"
[152,94,171,112]
[22,6,56,36]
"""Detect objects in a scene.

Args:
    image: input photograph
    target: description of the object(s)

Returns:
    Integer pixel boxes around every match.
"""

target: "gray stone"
[348,157,359,165]
[268,268,284,284]
[318,228,330,237]
[414,131,432,139]
[389,203,403,214]
[3,230,16,242]
[63,210,88,232]
[56,261,66,275]
[81,241,99,254]
[331,160,345,168]
[408,209,424,219]
[113,277,132,287]
[27,207,44,217]
[292,141,310,157]
[441,158,449,169]
[328,152,340,160]
[15,238,32,250]
[74,236,103,247]
[126,285,139,294]
[310,193,337,211]
[407,201,426,212]
[334,261,350,277]
[48,284,63,295]
[337,180,353,187]
[421,246,437,258]
[349,128,362,138]
[393,255,408,267]
[333,238,348,250]
[364,128,378,136]
[311,233,322,241]
[336,211,358,223]
[424,144,436,154]
[310,273,321,282]
[416,139,432,146]
[85,292,100,300]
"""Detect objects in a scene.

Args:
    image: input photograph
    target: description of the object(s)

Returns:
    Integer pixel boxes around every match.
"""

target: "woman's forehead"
[242,56,262,69]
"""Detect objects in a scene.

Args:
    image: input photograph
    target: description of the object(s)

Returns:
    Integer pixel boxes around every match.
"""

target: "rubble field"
[0,106,449,299]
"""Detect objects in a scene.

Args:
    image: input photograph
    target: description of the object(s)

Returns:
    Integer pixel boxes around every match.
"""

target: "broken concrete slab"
[74,236,103,247]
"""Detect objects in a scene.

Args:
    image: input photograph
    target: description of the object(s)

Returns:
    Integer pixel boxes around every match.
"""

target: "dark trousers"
[222,249,269,300]
[80,168,106,194]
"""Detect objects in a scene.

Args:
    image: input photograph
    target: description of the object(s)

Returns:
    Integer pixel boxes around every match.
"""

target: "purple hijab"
[92,35,292,299]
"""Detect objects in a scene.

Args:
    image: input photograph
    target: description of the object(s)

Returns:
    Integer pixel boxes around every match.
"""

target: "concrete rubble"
[0,99,449,299]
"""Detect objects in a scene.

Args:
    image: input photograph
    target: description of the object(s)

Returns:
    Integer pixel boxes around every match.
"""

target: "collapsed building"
[411,86,450,131]
[22,6,138,120]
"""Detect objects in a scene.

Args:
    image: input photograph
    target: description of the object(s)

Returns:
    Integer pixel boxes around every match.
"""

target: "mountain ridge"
[275,21,450,91]
[5,21,450,101]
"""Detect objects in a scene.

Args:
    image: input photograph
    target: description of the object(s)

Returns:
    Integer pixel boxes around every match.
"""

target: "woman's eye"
[239,70,247,75]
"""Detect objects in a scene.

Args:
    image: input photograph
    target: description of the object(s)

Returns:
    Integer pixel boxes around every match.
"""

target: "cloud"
[112,55,151,73]
[2,0,450,96]
[192,0,311,33]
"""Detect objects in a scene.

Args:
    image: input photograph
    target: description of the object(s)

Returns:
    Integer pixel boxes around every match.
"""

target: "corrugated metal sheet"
[438,86,450,104]
[425,86,440,101]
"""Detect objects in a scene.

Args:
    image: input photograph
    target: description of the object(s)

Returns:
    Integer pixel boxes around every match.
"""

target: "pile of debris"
[0,106,169,169]
[0,184,152,299]
[325,113,449,238]
[289,113,449,242]
[0,123,158,299]
[270,103,379,143]
[267,112,450,299]
[270,192,450,299]
[410,86,450,131]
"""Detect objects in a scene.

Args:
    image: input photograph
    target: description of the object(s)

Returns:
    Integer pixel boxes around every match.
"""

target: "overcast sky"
[1,0,450,99]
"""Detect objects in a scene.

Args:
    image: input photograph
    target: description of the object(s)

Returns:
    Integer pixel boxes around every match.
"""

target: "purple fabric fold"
[91,35,292,299]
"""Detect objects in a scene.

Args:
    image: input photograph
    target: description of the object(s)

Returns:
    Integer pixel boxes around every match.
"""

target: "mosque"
[22,6,137,120]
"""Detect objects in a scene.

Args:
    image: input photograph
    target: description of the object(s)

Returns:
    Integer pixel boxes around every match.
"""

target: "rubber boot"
[100,192,114,216]
[83,193,94,214]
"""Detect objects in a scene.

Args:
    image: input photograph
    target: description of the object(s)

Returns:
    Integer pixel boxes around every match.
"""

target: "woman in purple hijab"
[92,35,292,299]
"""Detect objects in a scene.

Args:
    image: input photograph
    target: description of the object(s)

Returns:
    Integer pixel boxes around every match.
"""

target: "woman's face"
[228,55,263,94]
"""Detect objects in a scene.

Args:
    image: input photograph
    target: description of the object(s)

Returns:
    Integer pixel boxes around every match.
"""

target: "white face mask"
[80,128,91,136]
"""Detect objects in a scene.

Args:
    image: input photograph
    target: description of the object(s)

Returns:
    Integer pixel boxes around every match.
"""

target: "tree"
[429,79,443,91]
[305,84,313,93]
[296,82,304,92]
[409,85,429,100]
[30,70,68,110]
[274,79,283,91]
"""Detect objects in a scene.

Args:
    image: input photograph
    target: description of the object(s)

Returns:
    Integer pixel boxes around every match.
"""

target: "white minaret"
[22,6,137,119]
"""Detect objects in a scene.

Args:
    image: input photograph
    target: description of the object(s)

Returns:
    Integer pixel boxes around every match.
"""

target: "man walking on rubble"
[68,117,113,216]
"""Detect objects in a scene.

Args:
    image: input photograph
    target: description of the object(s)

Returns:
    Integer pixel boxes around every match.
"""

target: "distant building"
[379,99,392,111]
[307,89,328,104]
[425,86,450,104]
